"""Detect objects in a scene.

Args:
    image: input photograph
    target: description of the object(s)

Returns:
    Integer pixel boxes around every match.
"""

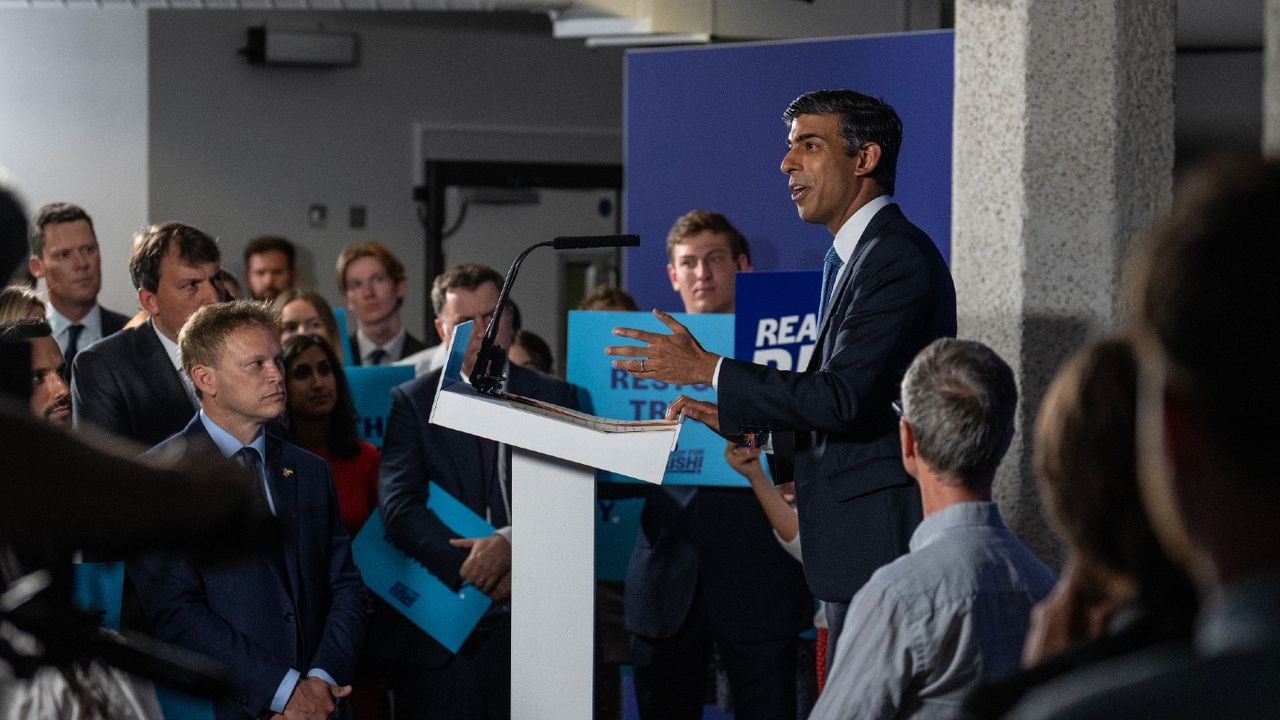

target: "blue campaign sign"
[345,365,415,448]
[352,481,494,653]
[566,310,751,488]
[735,271,822,371]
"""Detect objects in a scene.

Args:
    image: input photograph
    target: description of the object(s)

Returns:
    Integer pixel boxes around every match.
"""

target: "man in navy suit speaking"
[128,300,367,720]
[608,90,957,658]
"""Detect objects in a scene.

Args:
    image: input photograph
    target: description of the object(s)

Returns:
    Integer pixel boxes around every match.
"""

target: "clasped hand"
[274,676,351,720]
[449,533,512,601]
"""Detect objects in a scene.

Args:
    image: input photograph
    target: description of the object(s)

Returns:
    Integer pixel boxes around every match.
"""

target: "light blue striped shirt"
[811,501,1056,720]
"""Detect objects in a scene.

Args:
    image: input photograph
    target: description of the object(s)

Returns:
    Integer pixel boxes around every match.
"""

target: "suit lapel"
[807,204,901,371]
[138,322,197,415]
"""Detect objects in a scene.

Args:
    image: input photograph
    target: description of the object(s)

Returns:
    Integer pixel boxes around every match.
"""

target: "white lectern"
[429,324,680,720]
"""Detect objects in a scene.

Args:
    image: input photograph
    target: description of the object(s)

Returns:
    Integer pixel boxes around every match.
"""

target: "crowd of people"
[0,85,1277,720]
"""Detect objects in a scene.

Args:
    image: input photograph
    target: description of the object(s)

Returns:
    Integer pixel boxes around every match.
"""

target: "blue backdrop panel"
[624,31,954,311]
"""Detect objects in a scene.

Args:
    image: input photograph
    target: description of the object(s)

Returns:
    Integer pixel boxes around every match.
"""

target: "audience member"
[1009,154,1280,719]
[578,284,638,312]
[72,222,223,446]
[967,337,1197,719]
[0,319,70,427]
[336,242,425,366]
[625,210,810,720]
[0,284,46,321]
[215,267,243,300]
[723,442,827,707]
[507,328,553,374]
[810,338,1054,719]
[127,300,367,720]
[576,282,639,720]
[0,181,266,554]
[27,203,129,367]
[243,235,297,302]
[370,263,578,720]
[607,91,956,661]
[283,333,379,536]
[274,288,343,356]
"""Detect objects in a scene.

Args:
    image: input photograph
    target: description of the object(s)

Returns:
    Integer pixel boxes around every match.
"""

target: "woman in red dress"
[282,333,379,537]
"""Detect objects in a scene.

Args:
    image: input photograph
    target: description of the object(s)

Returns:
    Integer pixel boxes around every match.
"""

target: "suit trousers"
[389,614,511,720]
[823,601,850,669]
[630,588,798,720]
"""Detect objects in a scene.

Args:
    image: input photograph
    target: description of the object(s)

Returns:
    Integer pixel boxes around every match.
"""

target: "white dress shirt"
[47,303,105,355]
[356,327,407,364]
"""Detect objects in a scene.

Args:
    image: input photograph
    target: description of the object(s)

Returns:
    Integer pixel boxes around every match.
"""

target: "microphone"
[470,234,640,395]
[551,234,640,250]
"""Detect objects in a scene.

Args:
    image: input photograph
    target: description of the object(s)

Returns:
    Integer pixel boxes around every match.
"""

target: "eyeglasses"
[891,400,904,418]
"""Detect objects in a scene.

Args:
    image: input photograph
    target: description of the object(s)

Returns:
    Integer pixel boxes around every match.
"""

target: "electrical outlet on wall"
[309,204,327,228]
[349,204,366,229]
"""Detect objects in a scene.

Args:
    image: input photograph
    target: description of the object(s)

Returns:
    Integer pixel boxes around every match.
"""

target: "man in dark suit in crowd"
[625,210,811,720]
[373,264,579,720]
[128,300,367,720]
[243,235,297,302]
[336,241,426,366]
[27,203,128,369]
[1008,156,1280,719]
[608,90,957,656]
[0,319,72,427]
[71,222,223,447]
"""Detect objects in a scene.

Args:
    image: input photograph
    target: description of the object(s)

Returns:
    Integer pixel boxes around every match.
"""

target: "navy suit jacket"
[100,305,129,337]
[127,417,368,720]
[718,203,956,602]
[371,365,579,666]
[71,320,195,448]
[624,484,812,641]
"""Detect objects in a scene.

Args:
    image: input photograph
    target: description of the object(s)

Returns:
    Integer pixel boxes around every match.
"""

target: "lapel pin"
[282,468,294,478]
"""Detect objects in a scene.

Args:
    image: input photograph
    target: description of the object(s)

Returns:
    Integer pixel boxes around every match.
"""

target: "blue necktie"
[818,246,844,321]
[367,348,388,366]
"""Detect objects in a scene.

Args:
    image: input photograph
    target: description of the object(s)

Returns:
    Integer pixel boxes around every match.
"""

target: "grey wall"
[148,11,625,340]
[0,9,148,315]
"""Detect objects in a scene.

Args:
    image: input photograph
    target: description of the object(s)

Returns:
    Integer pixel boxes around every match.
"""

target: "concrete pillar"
[1266,0,1280,157]
[951,0,1176,566]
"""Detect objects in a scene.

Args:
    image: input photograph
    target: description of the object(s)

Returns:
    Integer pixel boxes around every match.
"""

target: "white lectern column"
[429,335,677,720]
[510,451,595,720]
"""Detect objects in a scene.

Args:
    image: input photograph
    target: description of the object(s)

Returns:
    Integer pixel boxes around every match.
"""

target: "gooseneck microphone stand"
[470,234,640,395]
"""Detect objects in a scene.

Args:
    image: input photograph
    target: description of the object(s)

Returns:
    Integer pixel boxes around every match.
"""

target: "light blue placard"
[596,497,644,582]
[352,482,493,653]
[566,310,754,487]
[332,307,354,365]
[72,561,124,631]
[344,364,414,449]
[440,321,472,386]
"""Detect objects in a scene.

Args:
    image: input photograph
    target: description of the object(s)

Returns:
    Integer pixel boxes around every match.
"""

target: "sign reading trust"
[567,310,746,487]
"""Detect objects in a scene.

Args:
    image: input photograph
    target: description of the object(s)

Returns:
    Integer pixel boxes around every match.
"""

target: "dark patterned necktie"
[65,323,85,368]
[367,348,388,365]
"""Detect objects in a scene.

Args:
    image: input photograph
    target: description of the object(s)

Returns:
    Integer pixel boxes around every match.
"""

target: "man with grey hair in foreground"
[810,338,1054,720]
